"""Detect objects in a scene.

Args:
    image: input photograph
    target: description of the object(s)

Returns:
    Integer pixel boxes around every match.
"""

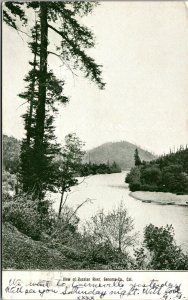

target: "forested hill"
[84,141,156,169]
[126,147,188,194]
[3,135,155,171]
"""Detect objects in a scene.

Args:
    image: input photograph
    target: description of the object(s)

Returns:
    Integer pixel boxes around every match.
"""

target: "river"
[52,171,188,252]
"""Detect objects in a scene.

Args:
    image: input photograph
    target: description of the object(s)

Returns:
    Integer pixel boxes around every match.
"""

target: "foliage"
[3,2,105,88]
[4,2,105,201]
[125,166,141,191]
[126,147,188,194]
[161,165,188,194]
[2,194,188,270]
[41,201,135,269]
[3,2,27,30]
[141,165,162,186]
[2,170,18,195]
[84,202,137,252]
[134,148,141,166]
[55,133,85,191]
[133,247,150,270]
[144,224,188,270]
[2,220,133,270]
[125,166,141,183]
[49,206,80,245]
[79,161,121,176]
[2,194,54,240]
[3,135,20,173]
[79,237,134,269]
[54,133,85,217]
[2,222,82,270]
[19,22,68,199]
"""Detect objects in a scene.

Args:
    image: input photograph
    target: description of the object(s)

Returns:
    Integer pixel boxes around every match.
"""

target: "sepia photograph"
[2,0,188,274]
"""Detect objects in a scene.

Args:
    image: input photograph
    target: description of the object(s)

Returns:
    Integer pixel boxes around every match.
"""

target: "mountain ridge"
[3,134,156,171]
[83,140,156,169]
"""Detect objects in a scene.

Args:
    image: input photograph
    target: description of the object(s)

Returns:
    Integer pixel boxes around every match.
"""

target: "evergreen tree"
[19,22,68,200]
[33,2,105,200]
[134,148,142,166]
[4,2,105,200]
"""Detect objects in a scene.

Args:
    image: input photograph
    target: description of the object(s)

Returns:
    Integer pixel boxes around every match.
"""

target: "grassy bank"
[2,222,83,270]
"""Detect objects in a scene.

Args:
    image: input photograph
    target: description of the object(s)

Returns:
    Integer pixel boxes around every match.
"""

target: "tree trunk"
[27,23,38,146]
[58,186,65,218]
[118,240,122,252]
[33,2,48,201]
[118,226,122,252]
[34,2,48,150]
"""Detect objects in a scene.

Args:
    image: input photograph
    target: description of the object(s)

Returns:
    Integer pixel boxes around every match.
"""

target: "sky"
[3,1,188,155]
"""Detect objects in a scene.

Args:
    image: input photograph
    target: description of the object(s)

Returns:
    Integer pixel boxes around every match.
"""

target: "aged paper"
[2,1,188,299]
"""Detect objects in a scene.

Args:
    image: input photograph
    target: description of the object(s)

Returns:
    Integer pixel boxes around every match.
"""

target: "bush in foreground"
[144,224,188,270]
[2,194,188,270]
[2,193,54,240]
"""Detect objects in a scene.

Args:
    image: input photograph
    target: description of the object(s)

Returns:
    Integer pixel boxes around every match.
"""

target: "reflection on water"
[52,171,188,251]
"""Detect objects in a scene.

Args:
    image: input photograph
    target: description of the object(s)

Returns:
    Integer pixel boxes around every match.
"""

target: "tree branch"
[48,23,105,89]
[16,100,29,110]
[66,197,94,224]
[48,50,78,79]
[48,23,68,42]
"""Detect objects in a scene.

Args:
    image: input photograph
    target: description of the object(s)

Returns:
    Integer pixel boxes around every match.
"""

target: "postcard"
[2,1,188,299]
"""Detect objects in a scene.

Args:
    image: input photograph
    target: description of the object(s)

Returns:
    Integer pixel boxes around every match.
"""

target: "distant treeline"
[126,147,188,194]
[79,161,121,176]
[2,135,121,196]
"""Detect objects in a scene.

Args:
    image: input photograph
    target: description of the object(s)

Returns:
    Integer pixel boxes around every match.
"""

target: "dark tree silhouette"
[134,148,141,166]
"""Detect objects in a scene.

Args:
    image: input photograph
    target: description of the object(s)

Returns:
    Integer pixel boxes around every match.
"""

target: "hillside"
[84,141,156,169]
[2,222,83,269]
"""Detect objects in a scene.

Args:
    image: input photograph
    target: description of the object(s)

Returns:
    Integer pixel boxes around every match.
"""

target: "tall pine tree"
[19,22,69,200]
[134,148,142,166]
[4,2,105,200]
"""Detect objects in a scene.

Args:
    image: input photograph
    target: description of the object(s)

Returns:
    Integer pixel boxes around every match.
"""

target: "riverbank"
[130,191,188,206]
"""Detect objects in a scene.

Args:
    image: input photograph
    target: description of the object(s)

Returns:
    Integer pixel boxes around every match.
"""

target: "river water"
[52,171,188,252]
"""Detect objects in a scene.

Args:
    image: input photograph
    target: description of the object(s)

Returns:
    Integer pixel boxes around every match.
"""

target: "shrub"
[125,167,141,184]
[79,234,134,269]
[141,166,161,185]
[86,241,118,264]
[59,245,86,261]
[129,181,141,191]
[83,202,137,252]
[48,205,80,244]
[2,169,18,195]
[162,169,188,194]
[88,242,133,269]
[144,224,188,270]
[2,194,53,240]
[140,184,158,192]
[133,247,150,270]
